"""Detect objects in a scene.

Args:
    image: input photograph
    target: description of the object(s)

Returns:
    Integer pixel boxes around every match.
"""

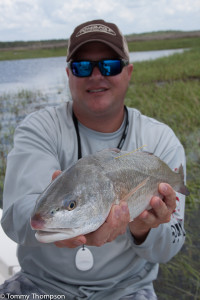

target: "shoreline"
[0,30,200,61]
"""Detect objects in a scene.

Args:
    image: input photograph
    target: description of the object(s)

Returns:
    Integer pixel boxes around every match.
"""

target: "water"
[0,56,70,101]
[0,48,186,95]
[129,48,185,62]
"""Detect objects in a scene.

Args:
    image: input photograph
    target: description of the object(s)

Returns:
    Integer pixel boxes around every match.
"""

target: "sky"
[0,0,200,42]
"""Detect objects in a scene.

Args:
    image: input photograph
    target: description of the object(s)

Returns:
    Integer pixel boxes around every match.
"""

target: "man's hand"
[84,201,130,247]
[129,183,176,244]
[55,201,130,248]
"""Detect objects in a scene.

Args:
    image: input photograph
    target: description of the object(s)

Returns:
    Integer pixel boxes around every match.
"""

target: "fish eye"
[67,200,76,211]
[63,195,77,211]
[50,207,60,215]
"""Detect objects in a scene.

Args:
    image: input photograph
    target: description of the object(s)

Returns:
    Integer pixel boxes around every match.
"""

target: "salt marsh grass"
[0,90,48,202]
[1,34,200,61]
[128,36,200,52]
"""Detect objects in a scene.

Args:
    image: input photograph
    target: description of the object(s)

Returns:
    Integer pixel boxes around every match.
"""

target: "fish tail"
[177,164,190,196]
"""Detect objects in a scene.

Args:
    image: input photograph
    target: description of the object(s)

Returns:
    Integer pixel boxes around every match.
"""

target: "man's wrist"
[129,223,150,244]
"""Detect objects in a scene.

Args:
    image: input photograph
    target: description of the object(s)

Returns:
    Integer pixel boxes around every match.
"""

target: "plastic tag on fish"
[75,246,94,271]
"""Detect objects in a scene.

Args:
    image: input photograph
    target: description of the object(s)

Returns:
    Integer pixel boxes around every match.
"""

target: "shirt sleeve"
[1,109,62,246]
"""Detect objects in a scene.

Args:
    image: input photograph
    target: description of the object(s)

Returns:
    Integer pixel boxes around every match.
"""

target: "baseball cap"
[66,19,129,62]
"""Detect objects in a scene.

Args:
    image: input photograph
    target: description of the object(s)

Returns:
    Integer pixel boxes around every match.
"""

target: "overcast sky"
[0,0,200,42]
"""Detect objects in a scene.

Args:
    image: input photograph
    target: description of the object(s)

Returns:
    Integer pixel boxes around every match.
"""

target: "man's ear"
[66,67,70,77]
[127,63,133,79]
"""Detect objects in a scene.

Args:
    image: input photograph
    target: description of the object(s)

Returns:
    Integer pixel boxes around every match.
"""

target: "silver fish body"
[31,149,189,243]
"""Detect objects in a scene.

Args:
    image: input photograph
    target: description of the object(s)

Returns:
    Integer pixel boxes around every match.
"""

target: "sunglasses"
[68,59,129,77]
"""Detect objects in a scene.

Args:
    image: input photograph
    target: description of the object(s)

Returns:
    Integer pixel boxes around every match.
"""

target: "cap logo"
[76,24,116,37]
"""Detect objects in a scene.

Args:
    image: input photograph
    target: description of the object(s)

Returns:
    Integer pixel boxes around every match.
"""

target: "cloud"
[0,0,199,41]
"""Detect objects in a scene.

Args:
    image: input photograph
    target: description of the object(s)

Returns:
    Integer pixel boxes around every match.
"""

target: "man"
[1,20,186,300]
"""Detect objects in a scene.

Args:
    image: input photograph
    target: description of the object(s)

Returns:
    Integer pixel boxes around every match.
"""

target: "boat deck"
[0,209,20,284]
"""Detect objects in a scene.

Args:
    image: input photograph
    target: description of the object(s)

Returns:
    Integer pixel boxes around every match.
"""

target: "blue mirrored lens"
[99,60,121,76]
[71,61,92,77]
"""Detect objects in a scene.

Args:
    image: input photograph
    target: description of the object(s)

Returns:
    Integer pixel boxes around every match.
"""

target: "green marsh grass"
[1,36,200,61]
[128,36,200,52]
[0,47,67,61]
[0,90,48,205]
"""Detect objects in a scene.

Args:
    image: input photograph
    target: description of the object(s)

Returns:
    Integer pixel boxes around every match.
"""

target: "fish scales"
[31,149,189,243]
[92,150,184,218]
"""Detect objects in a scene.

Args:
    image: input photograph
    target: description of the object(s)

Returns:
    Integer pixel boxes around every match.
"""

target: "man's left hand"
[129,183,176,244]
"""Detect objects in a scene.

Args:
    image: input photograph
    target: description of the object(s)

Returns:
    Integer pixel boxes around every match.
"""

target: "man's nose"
[91,66,103,77]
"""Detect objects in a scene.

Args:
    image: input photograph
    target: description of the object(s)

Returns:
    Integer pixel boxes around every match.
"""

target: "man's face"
[67,42,133,119]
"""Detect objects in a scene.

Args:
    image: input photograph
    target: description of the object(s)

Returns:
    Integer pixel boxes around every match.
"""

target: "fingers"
[145,197,171,226]
[144,183,176,226]
[85,222,111,247]
[85,201,130,247]
[129,192,176,244]
[130,183,177,240]
[158,183,176,213]
[52,170,62,181]
[107,201,130,242]
[54,235,86,248]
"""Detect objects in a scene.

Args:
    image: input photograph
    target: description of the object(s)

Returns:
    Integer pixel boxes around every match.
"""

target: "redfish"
[31,149,189,243]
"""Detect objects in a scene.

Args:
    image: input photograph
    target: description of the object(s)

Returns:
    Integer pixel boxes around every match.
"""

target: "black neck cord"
[72,111,82,160]
[72,106,129,160]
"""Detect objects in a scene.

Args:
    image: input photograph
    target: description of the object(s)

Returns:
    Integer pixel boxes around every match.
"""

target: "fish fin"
[177,164,190,196]
[177,164,184,179]
[121,177,150,202]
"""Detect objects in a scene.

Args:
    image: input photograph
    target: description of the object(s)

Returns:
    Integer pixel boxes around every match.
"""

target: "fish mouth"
[36,227,79,235]
[35,228,81,243]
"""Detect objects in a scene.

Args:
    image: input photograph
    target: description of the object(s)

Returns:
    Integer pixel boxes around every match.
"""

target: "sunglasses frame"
[68,59,129,77]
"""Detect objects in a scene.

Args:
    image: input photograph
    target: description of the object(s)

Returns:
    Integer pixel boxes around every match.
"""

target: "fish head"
[31,162,115,242]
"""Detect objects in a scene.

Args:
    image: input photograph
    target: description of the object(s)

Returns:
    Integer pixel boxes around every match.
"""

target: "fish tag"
[75,246,94,271]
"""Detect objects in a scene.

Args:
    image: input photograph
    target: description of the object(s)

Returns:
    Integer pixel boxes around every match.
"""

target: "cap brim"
[67,39,127,61]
